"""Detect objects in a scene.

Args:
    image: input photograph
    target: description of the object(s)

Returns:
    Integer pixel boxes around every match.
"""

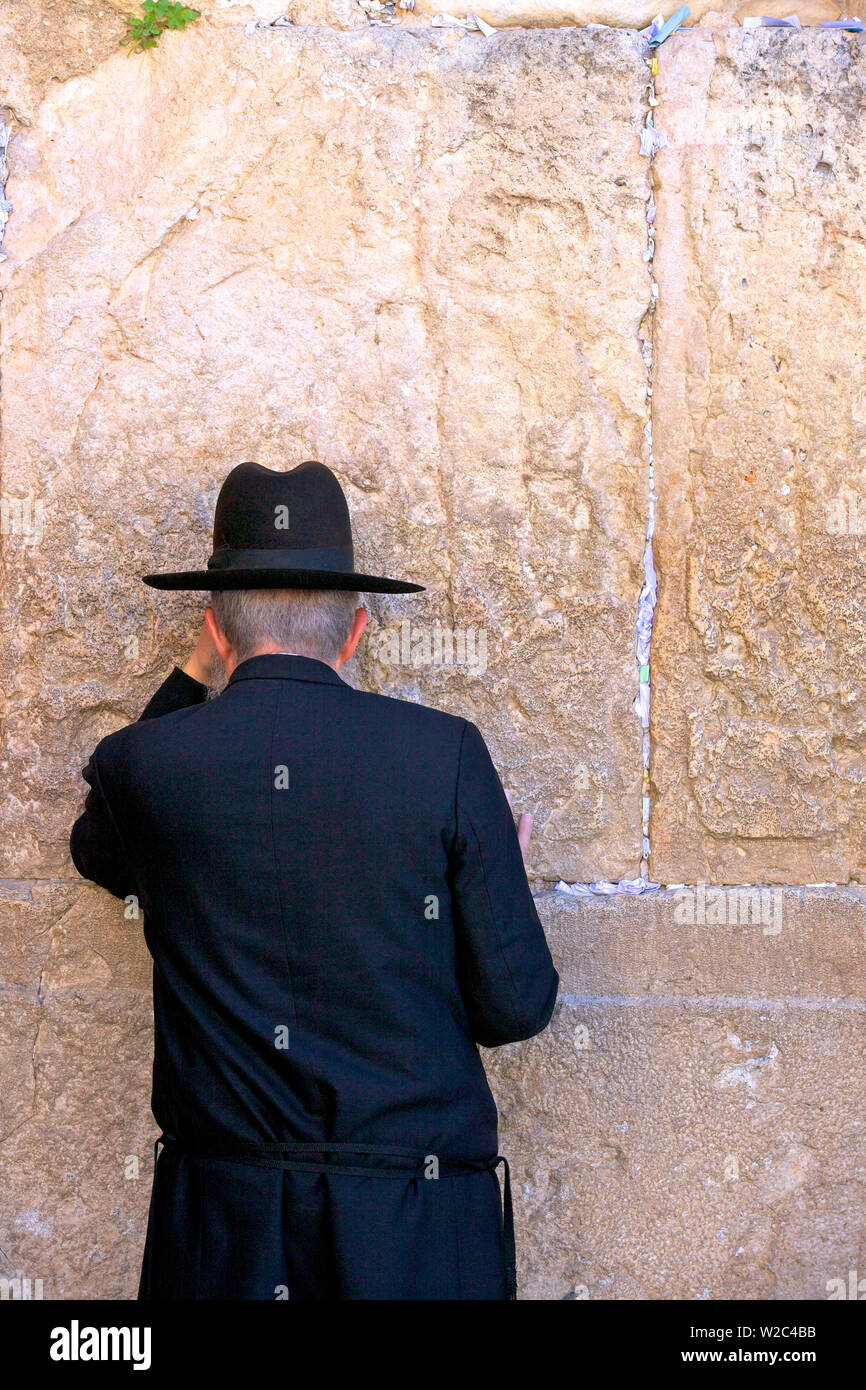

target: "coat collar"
[226,653,349,689]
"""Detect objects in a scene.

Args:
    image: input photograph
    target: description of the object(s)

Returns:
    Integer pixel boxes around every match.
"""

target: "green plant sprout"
[122,0,201,54]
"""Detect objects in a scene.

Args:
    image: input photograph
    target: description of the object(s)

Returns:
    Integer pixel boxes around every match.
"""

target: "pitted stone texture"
[0,985,155,1299]
[0,0,124,126]
[1,0,859,122]
[0,876,151,993]
[0,25,649,883]
[0,882,154,1299]
[650,30,866,885]
[484,889,866,1299]
[0,4,362,124]
[1,0,861,126]
[0,878,151,995]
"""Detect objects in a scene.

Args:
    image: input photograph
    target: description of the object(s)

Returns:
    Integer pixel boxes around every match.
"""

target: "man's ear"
[205,605,234,670]
[335,607,368,669]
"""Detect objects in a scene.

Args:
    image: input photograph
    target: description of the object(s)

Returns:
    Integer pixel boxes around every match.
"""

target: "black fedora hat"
[142,460,424,594]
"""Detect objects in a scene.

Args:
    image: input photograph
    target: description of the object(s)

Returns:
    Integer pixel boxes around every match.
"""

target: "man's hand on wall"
[182,617,220,687]
[504,789,533,866]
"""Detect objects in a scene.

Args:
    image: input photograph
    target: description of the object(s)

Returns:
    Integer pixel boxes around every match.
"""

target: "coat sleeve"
[69,745,138,902]
[136,665,208,720]
[449,720,559,1047]
[69,666,208,898]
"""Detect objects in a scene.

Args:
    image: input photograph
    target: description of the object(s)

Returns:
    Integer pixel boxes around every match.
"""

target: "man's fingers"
[517,812,533,864]
[505,789,532,863]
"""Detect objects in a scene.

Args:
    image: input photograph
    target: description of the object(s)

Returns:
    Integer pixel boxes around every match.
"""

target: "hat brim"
[141,567,424,594]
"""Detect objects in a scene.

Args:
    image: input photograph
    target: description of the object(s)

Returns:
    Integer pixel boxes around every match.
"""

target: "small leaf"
[120,0,200,50]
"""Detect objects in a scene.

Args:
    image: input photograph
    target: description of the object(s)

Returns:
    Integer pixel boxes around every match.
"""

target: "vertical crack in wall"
[0,112,11,570]
[555,37,660,901]
[0,115,10,251]
[633,44,660,888]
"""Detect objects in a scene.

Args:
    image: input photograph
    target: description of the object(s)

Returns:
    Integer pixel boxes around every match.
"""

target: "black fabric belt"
[154,1132,516,1300]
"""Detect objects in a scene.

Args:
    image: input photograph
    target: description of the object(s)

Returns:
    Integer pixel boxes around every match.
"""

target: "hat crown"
[212,460,354,562]
[141,457,423,593]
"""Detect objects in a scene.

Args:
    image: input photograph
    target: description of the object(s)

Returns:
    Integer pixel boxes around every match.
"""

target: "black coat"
[70,653,559,1299]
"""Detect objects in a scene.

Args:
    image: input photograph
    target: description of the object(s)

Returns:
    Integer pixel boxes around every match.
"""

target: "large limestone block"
[650,30,866,885]
[484,888,866,1299]
[3,0,864,127]
[0,25,650,884]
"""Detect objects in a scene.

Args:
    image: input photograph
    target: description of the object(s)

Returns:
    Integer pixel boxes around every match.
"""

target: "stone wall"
[1,7,864,1299]
[497,888,866,1300]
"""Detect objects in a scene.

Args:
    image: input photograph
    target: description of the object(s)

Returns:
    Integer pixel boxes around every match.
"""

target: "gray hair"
[209,588,361,666]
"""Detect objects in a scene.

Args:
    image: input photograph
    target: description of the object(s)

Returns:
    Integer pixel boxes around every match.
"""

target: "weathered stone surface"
[650,30,866,885]
[0,0,125,126]
[0,24,649,884]
[0,876,149,991]
[411,0,732,28]
[484,889,866,1299]
[9,0,860,131]
[0,985,155,1298]
[734,0,840,19]
[0,884,154,1299]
